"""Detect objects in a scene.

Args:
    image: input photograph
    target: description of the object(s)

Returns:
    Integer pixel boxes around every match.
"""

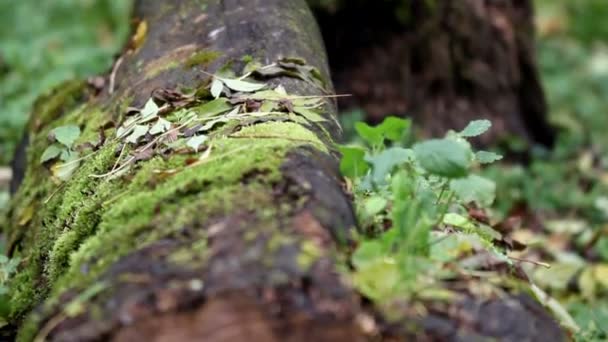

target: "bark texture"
[314,0,556,147]
[5,0,564,341]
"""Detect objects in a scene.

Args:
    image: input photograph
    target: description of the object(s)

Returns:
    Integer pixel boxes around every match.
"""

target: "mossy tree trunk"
[313,0,556,147]
[5,0,564,341]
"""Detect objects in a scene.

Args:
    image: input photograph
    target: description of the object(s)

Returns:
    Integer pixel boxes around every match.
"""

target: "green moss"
[297,240,323,270]
[184,50,222,68]
[8,86,333,338]
[168,238,209,266]
[145,60,180,80]
[29,79,87,132]
[143,47,220,80]
[232,121,327,152]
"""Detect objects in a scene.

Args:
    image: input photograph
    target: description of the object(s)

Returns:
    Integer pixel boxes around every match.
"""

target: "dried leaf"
[126,124,149,144]
[274,85,287,95]
[186,135,208,152]
[150,118,171,135]
[116,124,134,139]
[220,77,266,93]
[141,98,160,122]
[210,78,224,98]
[292,107,326,123]
[133,147,155,162]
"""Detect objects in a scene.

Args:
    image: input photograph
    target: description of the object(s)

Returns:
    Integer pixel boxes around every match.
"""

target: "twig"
[109,55,124,94]
[33,313,67,342]
[508,256,551,268]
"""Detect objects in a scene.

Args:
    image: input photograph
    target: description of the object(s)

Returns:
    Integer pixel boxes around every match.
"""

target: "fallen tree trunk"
[5,0,564,341]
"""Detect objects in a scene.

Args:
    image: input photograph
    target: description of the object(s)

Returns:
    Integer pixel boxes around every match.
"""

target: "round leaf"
[459,120,492,138]
[51,125,81,148]
[338,145,370,179]
[475,150,503,164]
[413,139,472,178]
[450,175,496,206]
[40,144,64,163]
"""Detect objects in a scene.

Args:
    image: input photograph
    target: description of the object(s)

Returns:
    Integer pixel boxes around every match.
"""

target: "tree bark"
[313,0,556,147]
[5,0,564,341]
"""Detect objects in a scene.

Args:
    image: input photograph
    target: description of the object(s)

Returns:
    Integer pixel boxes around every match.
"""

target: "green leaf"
[140,98,159,121]
[413,139,472,178]
[378,117,410,142]
[220,77,266,92]
[196,98,232,118]
[186,135,208,152]
[292,107,327,123]
[149,118,171,135]
[450,174,496,206]
[50,151,80,181]
[430,233,482,262]
[198,116,231,133]
[351,240,385,269]
[237,89,285,101]
[60,149,73,162]
[126,124,149,144]
[459,119,492,138]
[391,171,430,256]
[51,125,81,148]
[351,237,404,301]
[274,85,287,95]
[210,78,224,98]
[338,145,370,179]
[355,117,411,147]
[365,147,414,185]
[443,213,477,230]
[355,122,384,147]
[362,196,388,220]
[475,151,503,164]
[116,125,133,139]
[259,101,276,113]
[40,144,64,163]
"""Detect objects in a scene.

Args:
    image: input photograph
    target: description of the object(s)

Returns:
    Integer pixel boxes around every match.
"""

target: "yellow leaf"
[131,20,148,50]
[593,264,608,289]
[578,267,596,299]
[18,205,34,226]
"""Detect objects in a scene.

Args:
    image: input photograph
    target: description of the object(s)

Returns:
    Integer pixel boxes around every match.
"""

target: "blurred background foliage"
[0,0,607,338]
[0,0,131,165]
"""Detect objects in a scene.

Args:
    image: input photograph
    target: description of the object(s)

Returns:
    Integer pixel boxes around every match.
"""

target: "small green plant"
[339,117,507,302]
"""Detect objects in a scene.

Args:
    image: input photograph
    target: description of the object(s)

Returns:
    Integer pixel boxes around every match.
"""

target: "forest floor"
[0,0,607,340]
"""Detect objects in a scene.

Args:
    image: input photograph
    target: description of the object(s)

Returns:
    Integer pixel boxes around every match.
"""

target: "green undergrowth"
[339,117,582,333]
[332,2,608,339]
